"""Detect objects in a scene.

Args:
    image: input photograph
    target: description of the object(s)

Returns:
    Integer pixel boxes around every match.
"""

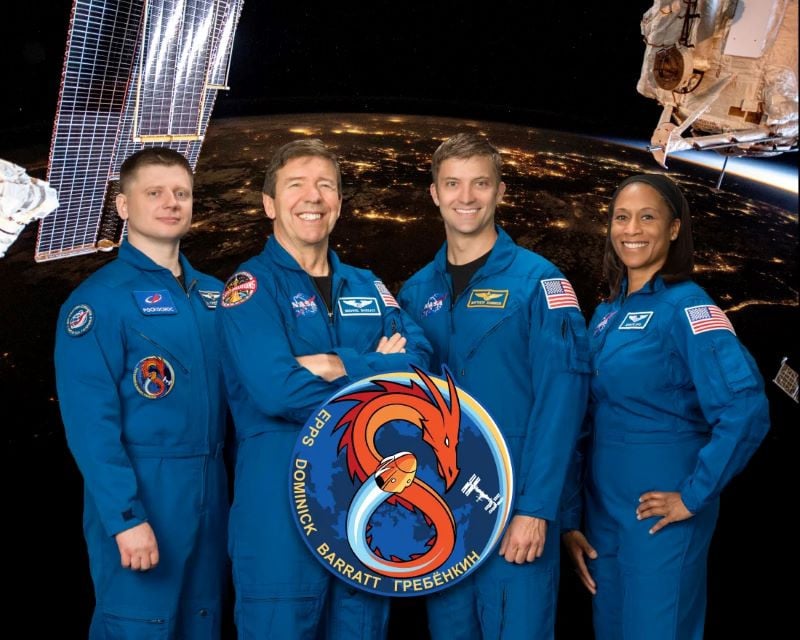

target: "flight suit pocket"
[564,314,592,374]
[710,338,759,396]
[102,611,169,639]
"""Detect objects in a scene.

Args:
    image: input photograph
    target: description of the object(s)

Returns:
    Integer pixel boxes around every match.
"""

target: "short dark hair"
[118,147,192,193]
[603,173,694,300]
[262,139,342,197]
[431,133,503,183]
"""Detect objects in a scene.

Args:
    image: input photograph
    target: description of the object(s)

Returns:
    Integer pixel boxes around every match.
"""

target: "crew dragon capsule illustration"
[638,0,798,170]
[374,452,417,493]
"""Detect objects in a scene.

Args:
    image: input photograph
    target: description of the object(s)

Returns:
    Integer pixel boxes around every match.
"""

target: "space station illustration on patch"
[288,367,514,597]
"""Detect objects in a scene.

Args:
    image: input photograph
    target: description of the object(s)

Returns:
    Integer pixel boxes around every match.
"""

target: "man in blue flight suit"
[397,133,590,640]
[54,148,229,639]
[217,139,432,639]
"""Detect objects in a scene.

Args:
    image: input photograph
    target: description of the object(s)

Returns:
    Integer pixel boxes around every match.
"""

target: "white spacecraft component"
[0,159,59,258]
[460,474,504,514]
[773,357,799,402]
[35,0,244,262]
[638,0,798,168]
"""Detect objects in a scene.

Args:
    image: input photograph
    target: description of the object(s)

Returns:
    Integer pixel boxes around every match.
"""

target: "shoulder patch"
[65,304,94,337]
[618,311,653,330]
[374,280,399,308]
[684,305,735,335]
[222,271,257,308]
[467,289,509,308]
[540,278,580,310]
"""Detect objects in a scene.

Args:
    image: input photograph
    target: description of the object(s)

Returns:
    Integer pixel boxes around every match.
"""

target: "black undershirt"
[312,275,333,314]
[447,251,491,299]
[174,272,186,291]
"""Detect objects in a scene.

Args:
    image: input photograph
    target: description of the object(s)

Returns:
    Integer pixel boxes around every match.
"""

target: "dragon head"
[414,366,461,491]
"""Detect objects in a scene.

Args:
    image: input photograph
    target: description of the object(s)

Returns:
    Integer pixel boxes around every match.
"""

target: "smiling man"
[398,133,590,640]
[217,139,432,639]
[54,148,230,639]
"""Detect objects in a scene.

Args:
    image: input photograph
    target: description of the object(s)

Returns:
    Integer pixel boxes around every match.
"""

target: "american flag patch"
[684,305,735,335]
[541,278,580,310]
[374,280,399,308]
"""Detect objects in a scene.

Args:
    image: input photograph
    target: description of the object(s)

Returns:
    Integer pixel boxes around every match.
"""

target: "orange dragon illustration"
[334,367,462,578]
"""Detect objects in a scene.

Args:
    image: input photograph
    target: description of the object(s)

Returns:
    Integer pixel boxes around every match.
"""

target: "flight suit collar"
[619,274,666,302]
[432,225,517,281]
[117,240,195,281]
[264,235,343,275]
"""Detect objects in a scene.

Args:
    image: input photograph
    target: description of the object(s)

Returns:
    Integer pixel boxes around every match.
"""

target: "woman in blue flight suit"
[561,174,770,640]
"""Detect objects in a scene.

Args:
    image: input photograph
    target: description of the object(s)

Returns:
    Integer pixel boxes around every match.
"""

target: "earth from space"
[2,113,797,638]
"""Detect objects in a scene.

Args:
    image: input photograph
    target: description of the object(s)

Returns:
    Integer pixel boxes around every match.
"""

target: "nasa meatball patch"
[65,304,94,337]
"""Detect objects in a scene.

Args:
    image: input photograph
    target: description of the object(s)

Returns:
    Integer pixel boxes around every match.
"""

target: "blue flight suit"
[561,276,770,640]
[217,236,432,640]
[54,241,229,639]
[397,227,590,640]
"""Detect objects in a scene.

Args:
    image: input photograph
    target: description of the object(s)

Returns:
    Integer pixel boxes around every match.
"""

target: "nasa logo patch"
[292,293,319,317]
[289,367,514,597]
[66,304,94,337]
[421,293,447,318]
[132,356,175,399]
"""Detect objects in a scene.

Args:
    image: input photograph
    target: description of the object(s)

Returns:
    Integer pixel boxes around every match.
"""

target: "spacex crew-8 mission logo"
[289,367,514,597]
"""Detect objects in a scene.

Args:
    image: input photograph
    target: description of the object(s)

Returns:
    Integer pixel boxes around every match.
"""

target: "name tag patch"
[467,289,509,308]
[338,297,381,316]
[134,290,178,315]
[618,311,653,330]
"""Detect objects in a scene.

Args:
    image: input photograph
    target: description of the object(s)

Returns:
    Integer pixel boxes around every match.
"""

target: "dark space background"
[2,1,796,637]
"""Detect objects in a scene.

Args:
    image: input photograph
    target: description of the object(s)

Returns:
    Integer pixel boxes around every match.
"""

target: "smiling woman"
[561,173,771,640]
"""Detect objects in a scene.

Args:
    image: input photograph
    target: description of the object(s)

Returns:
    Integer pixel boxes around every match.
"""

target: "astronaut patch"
[133,356,175,399]
[65,304,94,337]
[198,290,221,309]
[292,293,319,317]
[422,293,447,317]
[133,290,178,315]
[222,271,257,308]
[467,289,509,309]
[618,311,653,330]
[338,297,381,316]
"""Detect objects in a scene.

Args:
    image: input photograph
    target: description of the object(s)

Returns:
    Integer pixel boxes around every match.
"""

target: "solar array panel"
[36,0,243,262]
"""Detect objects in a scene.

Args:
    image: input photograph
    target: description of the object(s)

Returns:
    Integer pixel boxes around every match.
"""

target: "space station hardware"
[36,0,244,262]
[638,0,798,168]
[773,357,799,403]
[0,159,59,258]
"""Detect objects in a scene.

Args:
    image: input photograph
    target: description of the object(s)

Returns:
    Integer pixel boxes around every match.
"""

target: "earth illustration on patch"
[288,367,515,597]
